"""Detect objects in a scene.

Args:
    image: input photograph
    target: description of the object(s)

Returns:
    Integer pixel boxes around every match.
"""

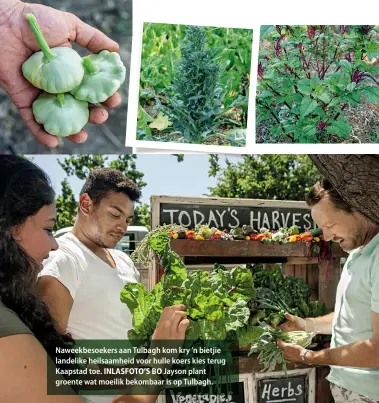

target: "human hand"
[280,313,307,332]
[277,339,310,364]
[0,0,122,147]
[152,305,189,341]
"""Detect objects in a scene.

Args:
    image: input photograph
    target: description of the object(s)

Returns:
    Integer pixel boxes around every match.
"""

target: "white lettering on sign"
[164,209,179,223]
[193,210,205,226]
[272,211,281,229]
[178,211,191,227]
[260,381,304,402]
[161,207,314,232]
[250,211,261,228]
[216,210,226,228]
[208,210,219,228]
[303,213,315,229]
[262,212,270,228]
[229,209,239,229]
[292,213,301,227]
[281,212,291,227]
[171,393,234,403]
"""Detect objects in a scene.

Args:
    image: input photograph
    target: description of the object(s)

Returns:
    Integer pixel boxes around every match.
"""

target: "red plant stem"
[321,37,327,78]
[314,36,321,78]
[266,82,294,113]
[256,100,294,142]
[323,42,340,77]
[334,103,348,120]
[284,64,301,79]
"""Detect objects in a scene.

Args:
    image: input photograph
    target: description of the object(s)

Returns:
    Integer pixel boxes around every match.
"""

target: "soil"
[0,0,133,154]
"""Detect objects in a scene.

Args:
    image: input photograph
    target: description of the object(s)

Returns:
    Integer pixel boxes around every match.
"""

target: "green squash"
[70,50,126,103]
[22,14,84,93]
[32,93,89,137]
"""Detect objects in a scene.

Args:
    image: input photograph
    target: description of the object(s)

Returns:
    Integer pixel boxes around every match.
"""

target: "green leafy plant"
[248,326,316,373]
[137,23,252,145]
[162,25,223,143]
[257,25,379,143]
[122,231,255,342]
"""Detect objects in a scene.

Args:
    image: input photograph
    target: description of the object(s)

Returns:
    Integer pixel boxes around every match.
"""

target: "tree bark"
[309,155,379,226]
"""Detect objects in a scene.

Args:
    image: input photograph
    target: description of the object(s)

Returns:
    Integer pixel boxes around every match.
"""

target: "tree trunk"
[309,155,379,226]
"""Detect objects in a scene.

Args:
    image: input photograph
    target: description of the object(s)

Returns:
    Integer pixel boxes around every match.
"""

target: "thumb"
[66,13,119,53]
[284,313,297,322]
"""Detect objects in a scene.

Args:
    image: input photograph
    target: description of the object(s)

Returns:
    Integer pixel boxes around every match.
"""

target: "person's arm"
[37,250,81,333]
[280,312,334,335]
[279,311,379,368]
[37,276,73,333]
[0,333,82,403]
[304,312,334,334]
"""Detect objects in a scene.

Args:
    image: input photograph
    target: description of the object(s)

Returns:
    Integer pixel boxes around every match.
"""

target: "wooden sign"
[152,196,316,232]
[165,381,245,403]
[258,376,306,403]
[253,368,316,403]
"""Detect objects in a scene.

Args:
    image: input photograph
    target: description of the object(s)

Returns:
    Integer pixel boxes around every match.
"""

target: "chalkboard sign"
[258,376,306,403]
[165,380,245,403]
[152,196,316,232]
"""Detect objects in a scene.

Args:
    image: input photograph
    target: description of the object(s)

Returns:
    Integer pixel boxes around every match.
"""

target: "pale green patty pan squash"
[32,93,89,137]
[22,14,84,93]
[70,50,126,104]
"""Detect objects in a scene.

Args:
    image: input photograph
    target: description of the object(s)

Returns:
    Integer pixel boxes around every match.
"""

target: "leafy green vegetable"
[248,326,316,373]
[121,230,254,342]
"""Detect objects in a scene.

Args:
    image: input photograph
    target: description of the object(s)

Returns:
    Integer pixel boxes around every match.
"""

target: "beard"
[91,212,118,249]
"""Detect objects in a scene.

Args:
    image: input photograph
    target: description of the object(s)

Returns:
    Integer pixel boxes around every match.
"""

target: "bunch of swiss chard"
[22,14,125,138]
[257,25,379,143]
[121,230,255,391]
[121,232,255,343]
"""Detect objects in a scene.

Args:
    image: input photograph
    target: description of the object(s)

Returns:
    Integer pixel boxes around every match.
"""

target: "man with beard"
[278,177,379,403]
[37,168,147,403]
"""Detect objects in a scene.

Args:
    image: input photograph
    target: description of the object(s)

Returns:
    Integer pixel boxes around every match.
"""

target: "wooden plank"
[307,264,320,301]
[295,264,307,281]
[318,258,341,311]
[170,240,347,258]
[316,366,334,403]
[283,263,295,277]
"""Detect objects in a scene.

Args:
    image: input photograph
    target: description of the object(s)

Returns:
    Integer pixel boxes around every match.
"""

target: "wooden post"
[318,258,341,311]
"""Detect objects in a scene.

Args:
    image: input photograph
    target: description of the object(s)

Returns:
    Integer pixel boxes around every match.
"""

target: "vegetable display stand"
[148,195,348,403]
[151,240,346,403]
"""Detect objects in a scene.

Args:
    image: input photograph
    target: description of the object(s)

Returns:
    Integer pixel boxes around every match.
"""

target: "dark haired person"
[0,156,189,403]
[278,178,379,403]
[38,168,150,403]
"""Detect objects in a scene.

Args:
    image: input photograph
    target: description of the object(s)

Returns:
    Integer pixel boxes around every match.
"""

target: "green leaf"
[149,112,172,130]
[317,92,331,104]
[310,74,318,89]
[260,25,276,39]
[327,120,352,138]
[338,60,353,74]
[362,86,379,104]
[225,299,250,332]
[236,326,265,348]
[120,283,156,338]
[300,97,318,118]
[346,82,357,92]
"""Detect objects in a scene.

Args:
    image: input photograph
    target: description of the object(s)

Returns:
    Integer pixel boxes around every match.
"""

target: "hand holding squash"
[0,0,125,147]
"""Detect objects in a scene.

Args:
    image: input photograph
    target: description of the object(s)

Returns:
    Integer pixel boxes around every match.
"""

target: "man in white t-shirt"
[37,168,143,402]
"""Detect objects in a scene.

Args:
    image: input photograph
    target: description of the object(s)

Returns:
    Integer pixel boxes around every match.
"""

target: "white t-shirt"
[39,232,140,403]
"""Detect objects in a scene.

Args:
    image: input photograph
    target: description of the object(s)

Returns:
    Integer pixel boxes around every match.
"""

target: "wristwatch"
[301,349,312,365]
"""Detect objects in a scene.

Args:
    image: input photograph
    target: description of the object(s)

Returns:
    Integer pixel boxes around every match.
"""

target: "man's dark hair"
[80,168,141,204]
[306,178,353,213]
